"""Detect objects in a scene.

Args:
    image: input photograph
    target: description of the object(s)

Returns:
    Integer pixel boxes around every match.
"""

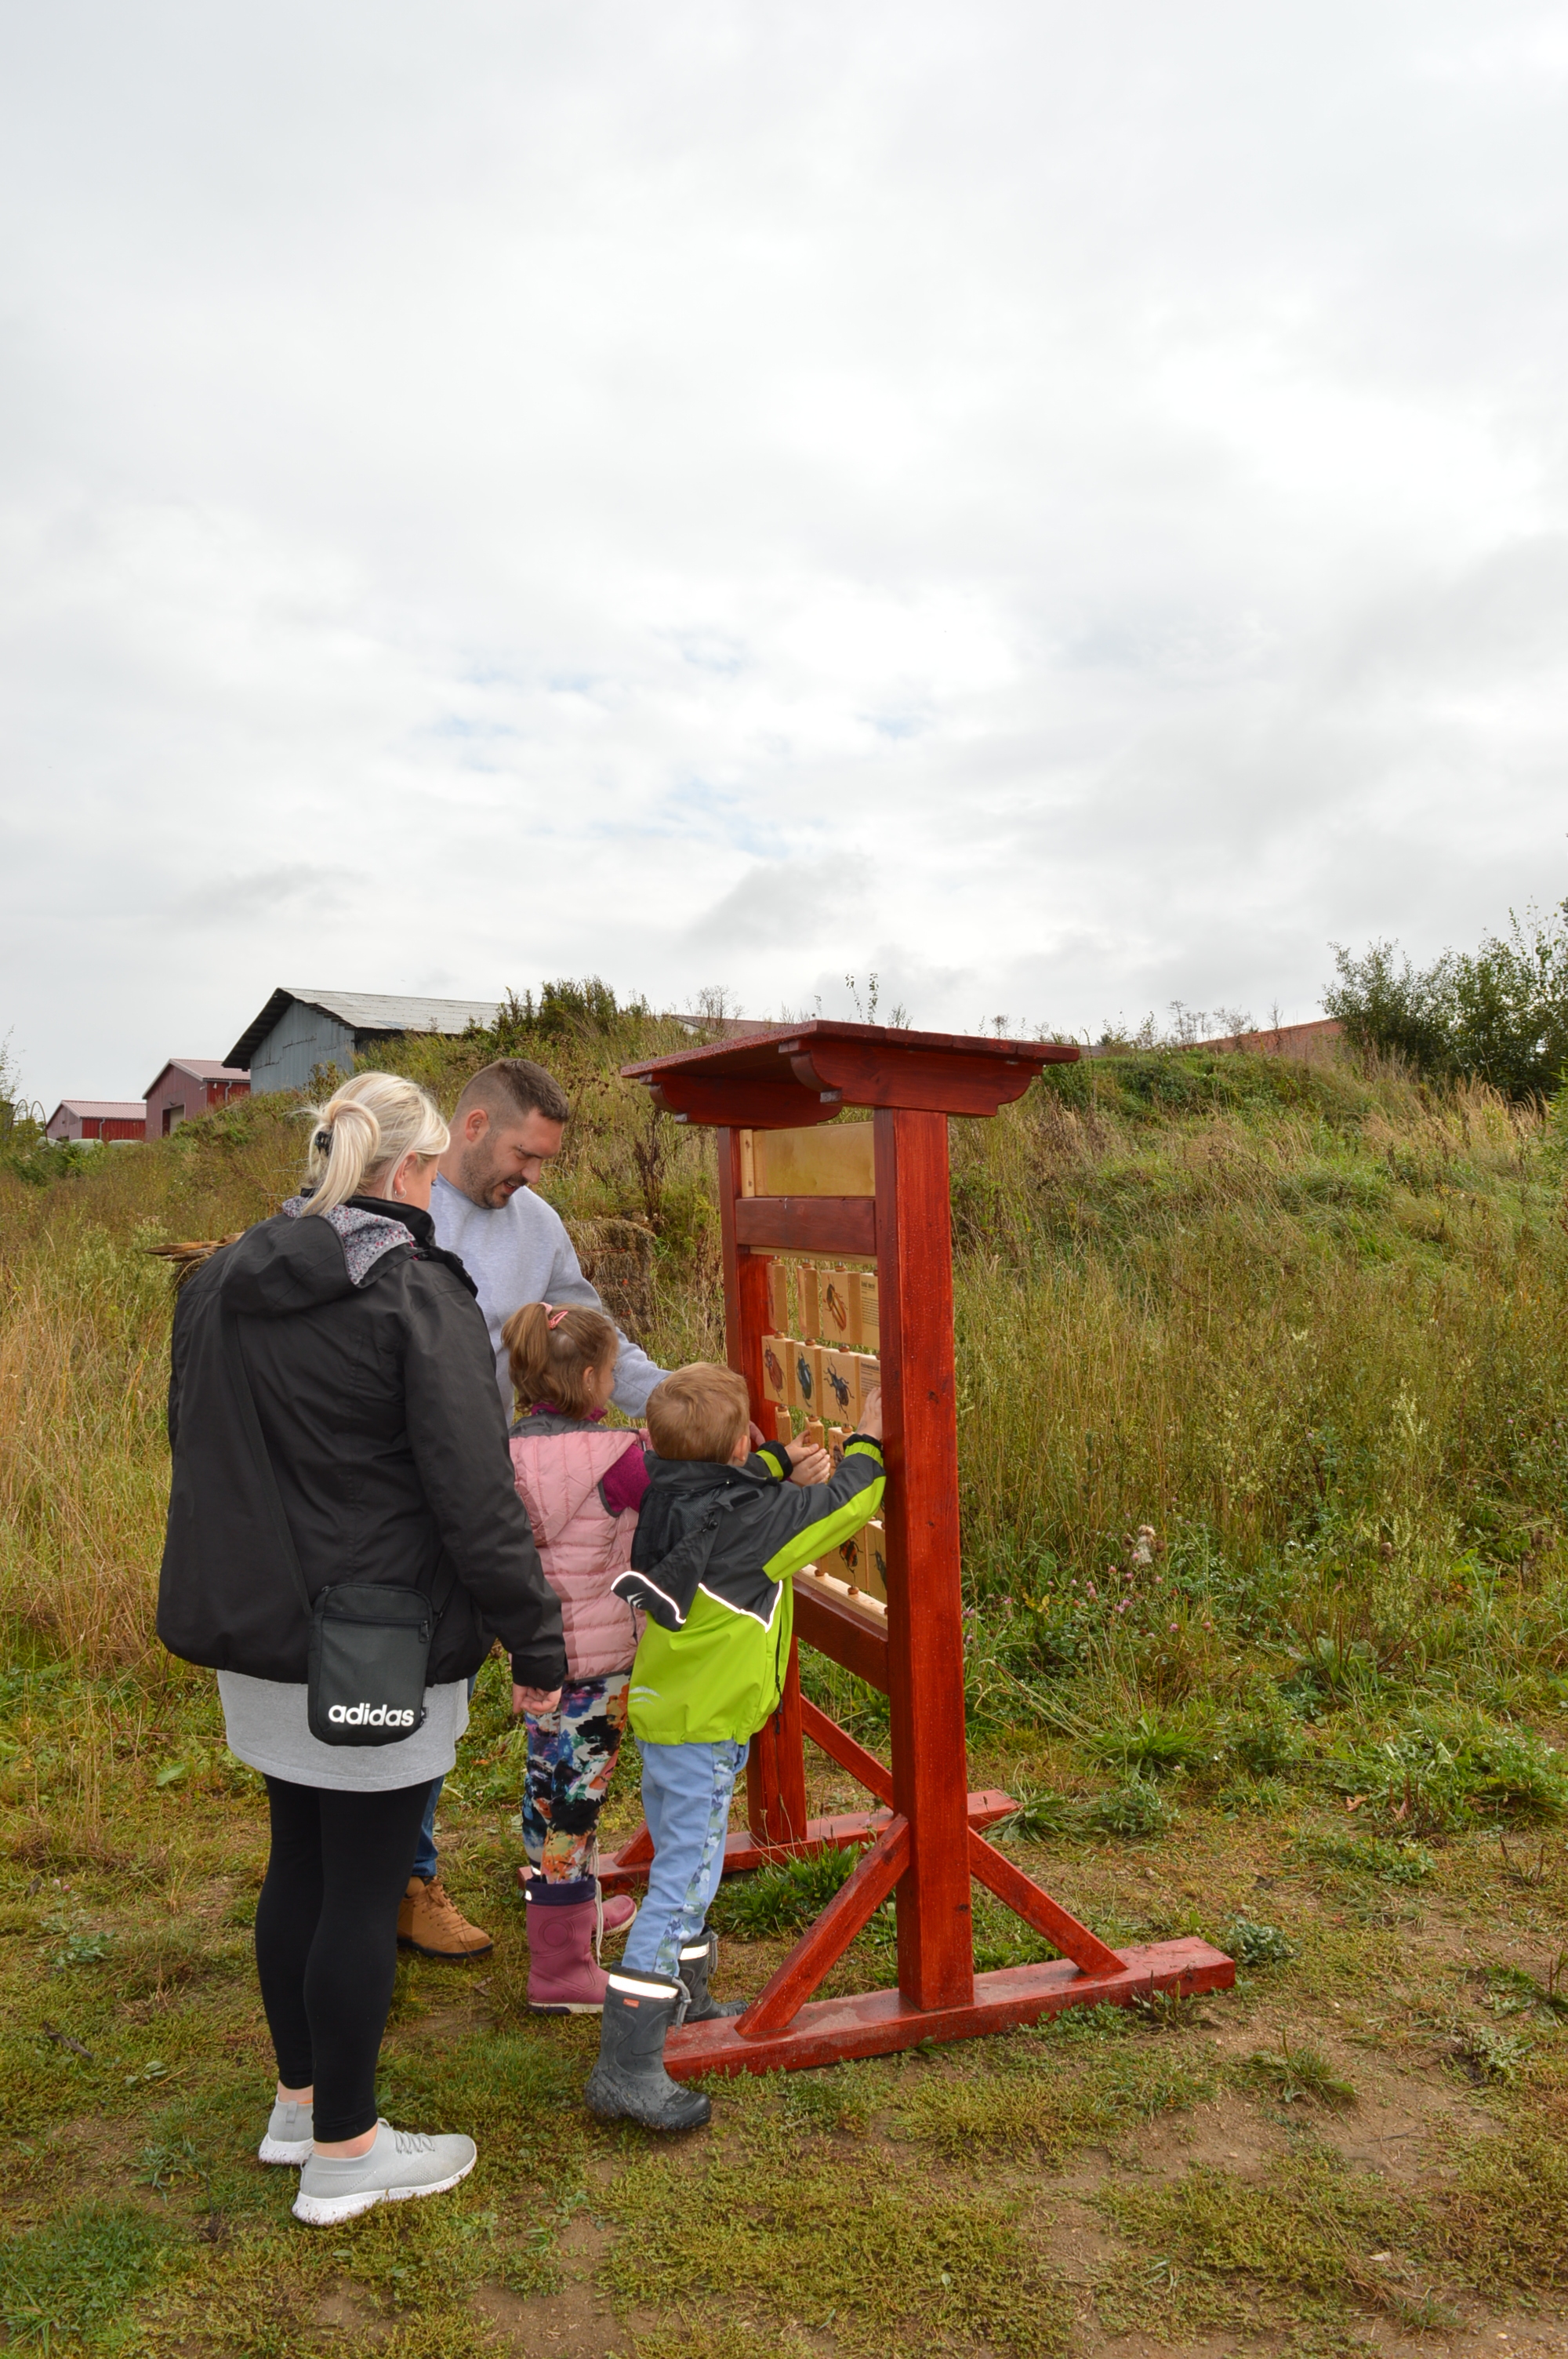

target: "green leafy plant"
[708,1844,862,1939]
[1083,1778,1172,1837]
[1240,2034,1356,2110]
[1221,1917,1296,1967]
[1087,1707,1212,1781]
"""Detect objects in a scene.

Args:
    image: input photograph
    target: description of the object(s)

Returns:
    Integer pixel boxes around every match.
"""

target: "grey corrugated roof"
[227,987,501,1071]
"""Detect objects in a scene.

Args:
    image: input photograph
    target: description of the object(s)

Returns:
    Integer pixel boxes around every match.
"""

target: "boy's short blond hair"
[646,1363,750,1463]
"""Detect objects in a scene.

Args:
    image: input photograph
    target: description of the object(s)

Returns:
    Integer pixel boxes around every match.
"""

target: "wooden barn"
[45,1100,146,1143]
[143,1059,251,1139]
[227,987,502,1096]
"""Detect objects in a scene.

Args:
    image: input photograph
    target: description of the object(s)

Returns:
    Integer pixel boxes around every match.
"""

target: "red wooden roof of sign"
[622,1019,1078,1126]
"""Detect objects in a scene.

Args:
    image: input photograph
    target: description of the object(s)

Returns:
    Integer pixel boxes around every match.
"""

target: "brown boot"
[397,1874,494,1961]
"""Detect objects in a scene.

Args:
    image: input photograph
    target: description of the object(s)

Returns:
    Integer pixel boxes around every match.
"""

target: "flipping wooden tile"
[818,1347,858,1424]
[850,1354,881,1422]
[862,1519,887,1602]
[833,1528,866,1594]
[851,1271,880,1353]
[760,1336,792,1412]
[791,1341,822,1414]
[766,1260,790,1332]
[826,1424,847,1470]
[797,1264,821,1340]
[819,1265,855,1345]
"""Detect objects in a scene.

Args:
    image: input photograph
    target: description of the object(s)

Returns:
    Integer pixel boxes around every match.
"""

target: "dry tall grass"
[2,1034,1566,1706]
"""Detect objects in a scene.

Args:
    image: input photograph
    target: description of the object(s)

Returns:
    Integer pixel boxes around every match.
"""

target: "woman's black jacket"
[156,1195,567,1689]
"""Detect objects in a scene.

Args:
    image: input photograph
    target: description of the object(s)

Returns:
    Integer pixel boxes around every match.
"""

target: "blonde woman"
[158,1072,565,2225]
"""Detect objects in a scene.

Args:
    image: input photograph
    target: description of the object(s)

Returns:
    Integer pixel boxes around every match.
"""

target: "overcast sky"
[4,2,1567,1105]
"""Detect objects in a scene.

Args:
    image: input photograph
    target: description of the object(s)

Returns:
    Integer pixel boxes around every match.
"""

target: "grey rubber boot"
[678,1931,746,2023]
[583,1969,712,2132]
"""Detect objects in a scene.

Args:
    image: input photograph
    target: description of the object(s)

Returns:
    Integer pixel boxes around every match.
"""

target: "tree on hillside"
[1327,899,1568,1096]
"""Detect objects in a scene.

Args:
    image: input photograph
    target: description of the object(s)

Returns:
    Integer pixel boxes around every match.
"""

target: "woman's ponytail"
[299,1073,449,1216]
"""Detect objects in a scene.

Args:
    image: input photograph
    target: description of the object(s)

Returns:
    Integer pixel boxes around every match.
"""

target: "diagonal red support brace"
[798,1694,894,1805]
[967,1827,1123,1976]
[734,1816,910,2039]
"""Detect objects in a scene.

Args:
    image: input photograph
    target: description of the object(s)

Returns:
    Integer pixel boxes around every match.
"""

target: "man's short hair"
[455,1057,571,1128]
[646,1364,750,1463]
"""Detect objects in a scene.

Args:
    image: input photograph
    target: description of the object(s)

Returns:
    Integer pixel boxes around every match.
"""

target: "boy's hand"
[856,1385,884,1441]
[787,1445,832,1486]
[514,1684,562,1717]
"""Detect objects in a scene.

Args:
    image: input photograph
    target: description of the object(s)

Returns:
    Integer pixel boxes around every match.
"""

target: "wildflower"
[1117,1601,1127,1614]
[1086,1583,1097,1600]
[1124,1569,1134,1584]
[1168,1623,1178,1633]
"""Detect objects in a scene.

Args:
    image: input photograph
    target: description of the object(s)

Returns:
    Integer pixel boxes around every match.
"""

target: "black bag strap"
[220,1296,456,1631]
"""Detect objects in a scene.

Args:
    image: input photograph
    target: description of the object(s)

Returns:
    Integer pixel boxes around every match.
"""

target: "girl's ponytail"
[502,1300,619,1416]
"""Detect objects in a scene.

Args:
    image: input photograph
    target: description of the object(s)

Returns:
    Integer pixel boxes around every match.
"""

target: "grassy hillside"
[1,1012,1566,2355]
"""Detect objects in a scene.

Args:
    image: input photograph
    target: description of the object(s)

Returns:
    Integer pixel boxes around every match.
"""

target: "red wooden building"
[143,1059,250,1139]
[44,1100,147,1143]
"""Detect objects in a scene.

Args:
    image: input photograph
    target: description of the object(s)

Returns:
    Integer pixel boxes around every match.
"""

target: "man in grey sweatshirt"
[397,1055,668,1961]
[430,1059,665,1420]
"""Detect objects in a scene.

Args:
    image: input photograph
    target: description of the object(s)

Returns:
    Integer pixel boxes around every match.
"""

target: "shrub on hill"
[1327,900,1568,1097]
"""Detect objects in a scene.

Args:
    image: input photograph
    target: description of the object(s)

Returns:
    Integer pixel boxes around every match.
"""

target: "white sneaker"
[292,2120,477,2226]
[259,2096,314,2166]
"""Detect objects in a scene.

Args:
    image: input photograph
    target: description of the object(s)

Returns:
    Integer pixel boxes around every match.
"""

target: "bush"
[1327,900,1568,1096]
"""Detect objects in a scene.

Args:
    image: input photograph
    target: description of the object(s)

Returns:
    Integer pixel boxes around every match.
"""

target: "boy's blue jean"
[620,1737,749,1982]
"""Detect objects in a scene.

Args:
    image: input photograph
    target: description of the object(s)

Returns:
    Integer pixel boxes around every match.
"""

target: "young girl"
[502,1300,648,2012]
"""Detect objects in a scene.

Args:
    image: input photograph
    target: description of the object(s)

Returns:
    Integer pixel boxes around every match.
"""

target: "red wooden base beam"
[598,1791,1016,1896]
[662,1939,1235,2079]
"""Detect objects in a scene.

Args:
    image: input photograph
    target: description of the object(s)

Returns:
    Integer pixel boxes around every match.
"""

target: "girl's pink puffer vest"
[509,1424,643,1680]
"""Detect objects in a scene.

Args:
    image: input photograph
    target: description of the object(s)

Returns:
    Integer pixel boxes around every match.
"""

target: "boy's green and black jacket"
[615,1435,884,1746]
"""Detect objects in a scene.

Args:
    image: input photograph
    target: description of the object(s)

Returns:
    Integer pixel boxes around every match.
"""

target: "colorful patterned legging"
[521,1672,630,1883]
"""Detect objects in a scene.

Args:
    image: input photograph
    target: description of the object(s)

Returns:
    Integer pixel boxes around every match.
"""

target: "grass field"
[1,1015,1566,2356]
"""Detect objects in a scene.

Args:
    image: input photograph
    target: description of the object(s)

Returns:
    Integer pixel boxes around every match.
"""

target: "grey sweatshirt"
[431,1172,666,1418]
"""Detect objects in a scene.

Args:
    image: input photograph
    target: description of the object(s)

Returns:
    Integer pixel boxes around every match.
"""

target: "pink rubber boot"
[524,1877,608,2014]
[600,1887,639,1937]
[515,1860,638,1938]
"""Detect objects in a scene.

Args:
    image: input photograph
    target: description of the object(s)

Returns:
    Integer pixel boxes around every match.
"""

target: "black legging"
[255,1776,428,2143]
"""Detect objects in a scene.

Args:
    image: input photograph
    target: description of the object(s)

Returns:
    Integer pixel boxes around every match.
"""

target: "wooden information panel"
[602,1021,1233,2074]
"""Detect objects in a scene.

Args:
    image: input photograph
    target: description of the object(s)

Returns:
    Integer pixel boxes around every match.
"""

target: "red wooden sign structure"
[603,1020,1232,2076]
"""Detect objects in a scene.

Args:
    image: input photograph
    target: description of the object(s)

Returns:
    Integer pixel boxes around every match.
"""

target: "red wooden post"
[746,1642,808,1849]
[719,1124,809,1852]
[717,1125,769,1416]
[877,1107,975,2012]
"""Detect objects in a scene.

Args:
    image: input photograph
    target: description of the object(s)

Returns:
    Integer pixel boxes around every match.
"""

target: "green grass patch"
[896,2016,1216,2168]
[1098,2150,1413,2330]
[0,2201,172,2349]
[603,2133,1072,2359]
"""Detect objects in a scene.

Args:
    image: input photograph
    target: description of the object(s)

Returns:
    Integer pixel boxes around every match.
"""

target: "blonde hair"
[300,1072,449,1216]
[503,1300,619,1416]
[645,1364,750,1462]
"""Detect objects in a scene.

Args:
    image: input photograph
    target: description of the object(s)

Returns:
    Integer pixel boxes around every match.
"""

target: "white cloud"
[2,0,1567,1100]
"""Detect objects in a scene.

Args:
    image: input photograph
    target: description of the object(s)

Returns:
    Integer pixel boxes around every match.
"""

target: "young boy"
[584,1362,884,2132]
